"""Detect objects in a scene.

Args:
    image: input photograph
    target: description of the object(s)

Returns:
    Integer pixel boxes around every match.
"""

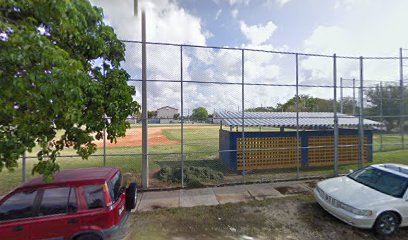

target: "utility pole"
[380,82,384,152]
[353,78,356,115]
[340,77,343,114]
[140,8,149,188]
[399,48,405,149]
[333,54,339,175]
[295,53,300,179]
[358,57,364,168]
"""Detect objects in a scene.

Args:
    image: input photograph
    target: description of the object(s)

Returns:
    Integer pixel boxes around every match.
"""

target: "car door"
[77,185,110,229]
[28,187,81,240]
[0,190,39,240]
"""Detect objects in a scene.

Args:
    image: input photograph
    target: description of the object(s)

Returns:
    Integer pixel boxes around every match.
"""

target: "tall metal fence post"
[380,81,383,152]
[353,78,356,115]
[399,48,405,149]
[180,45,185,188]
[358,56,365,168]
[141,11,149,188]
[340,77,343,114]
[22,152,26,183]
[103,125,106,167]
[333,54,339,175]
[295,53,300,179]
[241,49,246,183]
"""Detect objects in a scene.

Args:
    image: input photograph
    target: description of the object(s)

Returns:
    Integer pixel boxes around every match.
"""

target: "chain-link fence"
[5,42,407,194]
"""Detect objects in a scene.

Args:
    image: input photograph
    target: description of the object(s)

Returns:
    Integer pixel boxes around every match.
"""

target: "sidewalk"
[135,180,316,212]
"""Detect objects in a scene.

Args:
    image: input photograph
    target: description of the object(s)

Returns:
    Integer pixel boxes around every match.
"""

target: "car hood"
[317,176,397,208]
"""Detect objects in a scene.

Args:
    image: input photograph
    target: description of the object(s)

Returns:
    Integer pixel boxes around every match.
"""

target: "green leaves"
[192,107,209,121]
[0,0,140,182]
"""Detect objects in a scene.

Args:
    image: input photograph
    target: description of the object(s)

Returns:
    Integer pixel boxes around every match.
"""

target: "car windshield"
[348,166,408,198]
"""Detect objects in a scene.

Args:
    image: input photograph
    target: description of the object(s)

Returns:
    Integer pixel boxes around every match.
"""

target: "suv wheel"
[76,233,101,240]
[125,182,138,211]
[374,211,399,236]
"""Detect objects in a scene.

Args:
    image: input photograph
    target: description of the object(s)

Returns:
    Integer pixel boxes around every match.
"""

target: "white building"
[157,106,178,123]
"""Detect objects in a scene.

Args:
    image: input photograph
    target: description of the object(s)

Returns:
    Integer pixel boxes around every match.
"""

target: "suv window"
[84,185,105,209]
[108,172,122,203]
[39,187,77,216]
[0,190,38,221]
[68,188,77,213]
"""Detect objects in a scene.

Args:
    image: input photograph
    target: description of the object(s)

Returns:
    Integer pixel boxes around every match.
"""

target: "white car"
[314,163,408,235]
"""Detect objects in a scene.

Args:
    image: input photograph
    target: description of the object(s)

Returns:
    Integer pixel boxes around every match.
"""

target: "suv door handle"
[13,226,24,232]
[67,218,79,224]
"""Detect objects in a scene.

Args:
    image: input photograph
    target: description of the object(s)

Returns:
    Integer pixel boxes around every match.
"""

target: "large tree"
[275,95,337,112]
[365,84,407,131]
[0,0,139,180]
[192,107,208,121]
[246,106,276,112]
[340,97,358,115]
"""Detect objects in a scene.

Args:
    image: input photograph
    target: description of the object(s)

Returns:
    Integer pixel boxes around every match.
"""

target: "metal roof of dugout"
[214,111,383,128]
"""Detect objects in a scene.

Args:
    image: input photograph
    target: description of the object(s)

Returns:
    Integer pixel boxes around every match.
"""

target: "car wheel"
[374,212,399,236]
[75,233,101,240]
[125,182,138,211]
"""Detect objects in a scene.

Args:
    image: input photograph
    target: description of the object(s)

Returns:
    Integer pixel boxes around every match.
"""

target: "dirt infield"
[95,125,218,148]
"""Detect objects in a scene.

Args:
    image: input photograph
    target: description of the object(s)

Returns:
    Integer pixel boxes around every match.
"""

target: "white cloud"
[203,30,214,39]
[91,0,206,45]
[334,0,372,10]
[305,1,408,56]
[276,0,291,7]
[215,9,222,20]
[303,26,350,55]
[228,0,250,6]
[231,8,239,18]
[300,0,408,100]
[264,0,293,7]
[90,0,211,110]
[90,0,287,111]
[240,21,277,45]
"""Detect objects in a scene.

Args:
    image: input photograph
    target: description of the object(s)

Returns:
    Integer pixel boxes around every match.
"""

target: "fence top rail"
[121,40,408,60]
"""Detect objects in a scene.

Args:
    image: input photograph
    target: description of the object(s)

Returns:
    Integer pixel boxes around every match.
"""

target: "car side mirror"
[348,169,354,174]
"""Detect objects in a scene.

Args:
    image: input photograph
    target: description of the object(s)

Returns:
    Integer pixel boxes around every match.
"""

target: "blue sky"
[91,0,408,55]
[178,0,340,51]
[90,0,408,111]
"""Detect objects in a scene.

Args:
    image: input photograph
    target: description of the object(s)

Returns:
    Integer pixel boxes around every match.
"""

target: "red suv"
[0,167,138,240]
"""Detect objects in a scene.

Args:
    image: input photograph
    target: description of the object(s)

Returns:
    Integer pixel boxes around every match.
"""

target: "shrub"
[157,166,223,188]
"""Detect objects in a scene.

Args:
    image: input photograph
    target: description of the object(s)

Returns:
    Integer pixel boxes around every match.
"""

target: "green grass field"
[1,127,407,196]
[373,133,408,152]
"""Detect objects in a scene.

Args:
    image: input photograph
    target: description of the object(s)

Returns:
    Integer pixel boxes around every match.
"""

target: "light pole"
[134,0,149,188]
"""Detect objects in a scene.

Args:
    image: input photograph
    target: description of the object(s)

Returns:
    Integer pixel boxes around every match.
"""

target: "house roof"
[214,111,383,128]
[157,106,178,111]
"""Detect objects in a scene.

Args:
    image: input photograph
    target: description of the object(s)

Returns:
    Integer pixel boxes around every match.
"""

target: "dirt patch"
[304,181,317,189]
[151,205,163,210]
[95,125,218,148]
[129,194,408,240]
[275,185,309,195]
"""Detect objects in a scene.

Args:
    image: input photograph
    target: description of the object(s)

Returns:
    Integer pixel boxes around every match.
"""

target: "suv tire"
[374,211,399,236]
[125,182,138,210]
[75,233,101,240]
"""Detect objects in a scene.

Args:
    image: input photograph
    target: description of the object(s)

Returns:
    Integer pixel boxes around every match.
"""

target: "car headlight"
[315,186,324,196]
[356,209,373,216]
[339,203,372,216]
